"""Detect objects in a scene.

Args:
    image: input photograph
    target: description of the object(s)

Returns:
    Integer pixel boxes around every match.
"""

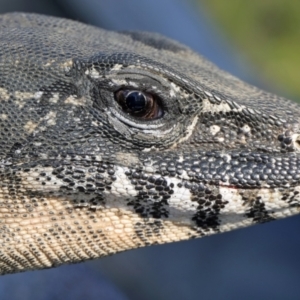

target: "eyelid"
[109,107,165,129]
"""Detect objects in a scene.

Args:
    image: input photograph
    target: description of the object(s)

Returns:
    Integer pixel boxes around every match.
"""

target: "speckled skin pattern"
[0,12,300,275]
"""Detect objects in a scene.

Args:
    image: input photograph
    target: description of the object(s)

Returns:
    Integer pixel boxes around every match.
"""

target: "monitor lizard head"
[0,12,299,274]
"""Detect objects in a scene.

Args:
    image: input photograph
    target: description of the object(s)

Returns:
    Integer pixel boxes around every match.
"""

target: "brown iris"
[114,89,163,120]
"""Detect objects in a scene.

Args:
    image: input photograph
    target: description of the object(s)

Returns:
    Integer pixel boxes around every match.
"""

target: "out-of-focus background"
[202,0,300,101]
[0,0,300,299]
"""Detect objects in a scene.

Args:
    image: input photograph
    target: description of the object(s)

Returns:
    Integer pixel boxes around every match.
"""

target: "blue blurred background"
[0,0,300,299]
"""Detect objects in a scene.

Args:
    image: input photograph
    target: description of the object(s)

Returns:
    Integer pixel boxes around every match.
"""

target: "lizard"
[0,12,300,276]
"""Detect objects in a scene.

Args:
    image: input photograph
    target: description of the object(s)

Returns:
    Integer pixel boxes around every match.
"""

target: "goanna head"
[0,13,300,274]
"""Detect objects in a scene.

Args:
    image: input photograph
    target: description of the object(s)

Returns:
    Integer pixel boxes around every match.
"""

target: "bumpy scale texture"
[0,13,300,275]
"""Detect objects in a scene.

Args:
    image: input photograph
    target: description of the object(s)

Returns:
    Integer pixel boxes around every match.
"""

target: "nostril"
[292,134,300,150]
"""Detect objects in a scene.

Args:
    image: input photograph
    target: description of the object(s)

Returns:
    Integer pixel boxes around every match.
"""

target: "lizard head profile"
[0,12,299,275]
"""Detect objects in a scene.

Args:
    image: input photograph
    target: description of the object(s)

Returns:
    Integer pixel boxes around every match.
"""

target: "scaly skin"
[0,12,299,274]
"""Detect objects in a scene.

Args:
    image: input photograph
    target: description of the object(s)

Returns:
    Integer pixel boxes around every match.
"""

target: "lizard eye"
[114,89,164,120]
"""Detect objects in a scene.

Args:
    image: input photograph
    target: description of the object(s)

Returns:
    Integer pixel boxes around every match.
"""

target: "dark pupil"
[125,91,146,112]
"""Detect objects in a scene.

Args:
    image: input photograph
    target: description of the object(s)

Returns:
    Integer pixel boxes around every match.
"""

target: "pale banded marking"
[165,177,196,225]
[85,67,100,79]
[262,186,300,219]
[202,98,231,114]
[177,156,184,163]
[241,124,251,133]
[218,186,253,232]
[61,60,73,69]
[23,121,38,134]
[44,59,55,67]
[175,115,199,144]
[18,166,66,193]
[210,125,220,135]
[110,64,123,71]
[104,166,138,207]
[34,91,43,100]
[110,79,127,86]
[64,95,85,106]
[49,92,60,104]
[43,111,57,126]
[115,152,140,166]
[0,88,10,101]
[170,82,181,98]
[15,91,34,100]
[108,168,196,224]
